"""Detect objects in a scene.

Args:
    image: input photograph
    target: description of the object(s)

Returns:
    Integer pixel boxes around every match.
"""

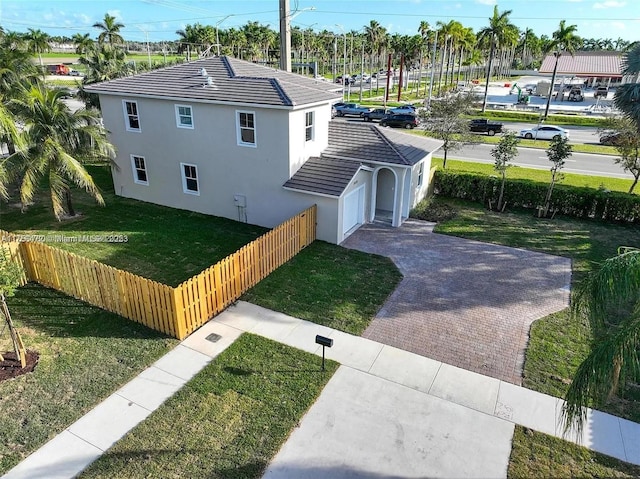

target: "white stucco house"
[86,56,443,244]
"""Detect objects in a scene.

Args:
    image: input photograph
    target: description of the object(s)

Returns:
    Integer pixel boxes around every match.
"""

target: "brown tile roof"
[283,157,361,197]
[324,122,443,166]
[539,51,622,77]
[85,56,342,107]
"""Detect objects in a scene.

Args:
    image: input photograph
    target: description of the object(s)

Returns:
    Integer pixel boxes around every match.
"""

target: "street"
[450,143,632,179]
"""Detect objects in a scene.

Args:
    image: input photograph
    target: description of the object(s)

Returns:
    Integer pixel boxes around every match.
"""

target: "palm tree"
[24,28,51,70]
[72,33,95,55]
[93,13,125,45]
[615,43,640,122]
[477,6,515,112]
[563,247,640,434]
[542,20,581,119]
[7,85,114,219]
[0,101,23,200]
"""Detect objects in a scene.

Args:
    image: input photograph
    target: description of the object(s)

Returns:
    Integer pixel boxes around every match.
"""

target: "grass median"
[80,333,338,479]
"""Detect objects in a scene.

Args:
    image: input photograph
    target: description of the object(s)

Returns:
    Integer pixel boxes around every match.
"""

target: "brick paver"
[342,220,572,385]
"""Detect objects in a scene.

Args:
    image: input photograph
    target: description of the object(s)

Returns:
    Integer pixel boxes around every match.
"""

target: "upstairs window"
[417,163,424,187]
[236,111,256,147]
[180,163,199,195]
[131,155,148,185]
[305,111,314,142]
[123,100,140,132]
[175,104,194,129]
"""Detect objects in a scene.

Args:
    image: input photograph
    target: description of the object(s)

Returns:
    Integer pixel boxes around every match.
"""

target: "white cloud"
[106,9,123,20]
[565,0,583,2]
[475,0,497,4]
[593,1,626,8]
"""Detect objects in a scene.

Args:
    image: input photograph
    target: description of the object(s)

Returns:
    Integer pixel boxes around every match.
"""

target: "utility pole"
[359,41,364,103]
[427,30,438,108]
[279,0,292,71]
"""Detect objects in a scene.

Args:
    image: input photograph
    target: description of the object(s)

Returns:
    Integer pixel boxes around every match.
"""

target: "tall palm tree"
[0,101,23,200]
[542,20,581,119]
[72,33,95,55]
[93,13,125,45]
[24,28,51,70]
[615,43,640,120]
[477,6,515,112]
[7,85,114,219]
[563,247,640,434]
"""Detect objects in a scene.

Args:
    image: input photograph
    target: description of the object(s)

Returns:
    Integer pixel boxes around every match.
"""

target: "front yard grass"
[508,426,640,478]
[0,284,178,474]
[79,333,338,479]
[1,166,268,286]
[242,241,403,335]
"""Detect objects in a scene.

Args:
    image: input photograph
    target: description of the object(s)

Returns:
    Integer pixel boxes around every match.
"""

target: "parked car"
[518,125,569,140]
[335,75,350,84]
[331,105,337,119]
[363,108,392,122]
[379,113,419,129]
[594,86,609,99]
[69,69,82,76]
[468,118,503,136]
[389,105,417,114]
[334,103,372,117]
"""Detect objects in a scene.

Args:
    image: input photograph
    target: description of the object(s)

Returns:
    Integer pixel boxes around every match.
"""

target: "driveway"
[341,220,572,385]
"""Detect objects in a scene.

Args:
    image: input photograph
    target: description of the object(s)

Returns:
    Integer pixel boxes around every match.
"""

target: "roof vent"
[199,67,207,77]
[202,76,214,88]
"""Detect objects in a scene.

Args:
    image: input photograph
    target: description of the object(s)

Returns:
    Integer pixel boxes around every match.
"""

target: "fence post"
[173,286,187,340]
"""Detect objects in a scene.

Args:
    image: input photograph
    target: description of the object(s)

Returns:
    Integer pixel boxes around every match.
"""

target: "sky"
[1,0,639,44]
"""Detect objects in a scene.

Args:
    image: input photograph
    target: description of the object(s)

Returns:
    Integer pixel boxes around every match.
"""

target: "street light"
[215,14,233,56]
[336,24,347,99]
[427,29,438,109]
[135,26,151,68]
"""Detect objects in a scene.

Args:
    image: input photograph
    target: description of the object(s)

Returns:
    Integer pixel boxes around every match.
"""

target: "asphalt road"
[449,143,632,179]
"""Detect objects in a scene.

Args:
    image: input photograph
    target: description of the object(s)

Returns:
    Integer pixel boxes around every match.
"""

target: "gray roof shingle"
[324,122,443,166]
[85,56,342,107]
[539,51,622,77]
[283,157,361,197]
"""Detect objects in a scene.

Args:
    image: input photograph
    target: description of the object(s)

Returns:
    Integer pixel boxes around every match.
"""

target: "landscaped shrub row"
[433,169,640,223]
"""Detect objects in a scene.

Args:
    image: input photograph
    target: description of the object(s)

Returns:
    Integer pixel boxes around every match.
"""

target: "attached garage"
[342,184,365,235]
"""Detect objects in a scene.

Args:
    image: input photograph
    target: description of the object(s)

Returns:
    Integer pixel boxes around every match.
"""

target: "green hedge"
[433,170,640,223]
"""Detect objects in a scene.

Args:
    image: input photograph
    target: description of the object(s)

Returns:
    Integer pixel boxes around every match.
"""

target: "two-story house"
[86,56,443,244]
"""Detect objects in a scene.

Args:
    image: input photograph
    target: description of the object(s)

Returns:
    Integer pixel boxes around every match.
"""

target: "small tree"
[598,117,640,194]
[540,135,572,218]
[0,248,26,367]
[420,93,477,168]
[490,131,519,211]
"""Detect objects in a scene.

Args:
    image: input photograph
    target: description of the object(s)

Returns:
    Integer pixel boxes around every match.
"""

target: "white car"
[518,125,569,140]
[69,70,83,76]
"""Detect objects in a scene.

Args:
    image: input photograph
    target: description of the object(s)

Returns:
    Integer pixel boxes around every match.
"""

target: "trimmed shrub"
[433,169,640,223]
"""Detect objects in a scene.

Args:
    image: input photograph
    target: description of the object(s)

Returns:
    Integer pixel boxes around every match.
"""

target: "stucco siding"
[337,169,371,241]
[288,105,331,177]
[409,154,433,207]
[100,94,313,229]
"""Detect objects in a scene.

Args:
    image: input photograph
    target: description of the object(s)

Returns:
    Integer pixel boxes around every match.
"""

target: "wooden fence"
[1,205,316,339]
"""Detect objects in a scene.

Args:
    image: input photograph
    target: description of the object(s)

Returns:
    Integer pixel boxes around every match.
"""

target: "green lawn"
[1,166,267,286]
[0,284,178,474]
[433,158,635,194]
[79,333,338,479]
[242,241,402,335]
[508,427,640,478]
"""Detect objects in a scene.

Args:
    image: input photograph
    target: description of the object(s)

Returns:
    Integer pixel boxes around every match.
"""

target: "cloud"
[593,1,626,8]
[106,9,123,20]
[475,0,497,4]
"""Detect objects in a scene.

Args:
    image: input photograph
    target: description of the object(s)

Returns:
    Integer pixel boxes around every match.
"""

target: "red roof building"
[539,51,622,78]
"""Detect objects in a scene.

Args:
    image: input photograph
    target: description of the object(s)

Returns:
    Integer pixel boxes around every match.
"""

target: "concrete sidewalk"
[4,301,640,478]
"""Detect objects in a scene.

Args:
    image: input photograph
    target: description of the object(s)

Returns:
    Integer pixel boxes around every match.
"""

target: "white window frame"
[122,100,141,132]
[417,163,424,187]
[175,104,194,129]
[130,155,149,185]
[180,162,200,195]
[236,110,257,147]
[305,111,314,142]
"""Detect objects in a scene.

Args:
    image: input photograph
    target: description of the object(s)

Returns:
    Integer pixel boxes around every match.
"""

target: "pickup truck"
[334,103,372,117]
[363,108,392,122]
[468,118,503,136]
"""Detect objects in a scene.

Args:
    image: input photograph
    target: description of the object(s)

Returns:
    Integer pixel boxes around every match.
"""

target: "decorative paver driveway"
[342,220,572,385]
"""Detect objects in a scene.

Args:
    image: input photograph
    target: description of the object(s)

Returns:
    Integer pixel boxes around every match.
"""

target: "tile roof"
[283,156,361,197]
[539,51,622,77]
[323,122,443,166]
[84,56,343,107]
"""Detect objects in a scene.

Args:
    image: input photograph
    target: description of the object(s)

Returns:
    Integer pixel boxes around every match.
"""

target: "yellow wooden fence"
[0,205,316,339]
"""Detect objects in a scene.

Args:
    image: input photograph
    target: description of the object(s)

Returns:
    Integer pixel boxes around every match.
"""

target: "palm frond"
[563,307,640,435]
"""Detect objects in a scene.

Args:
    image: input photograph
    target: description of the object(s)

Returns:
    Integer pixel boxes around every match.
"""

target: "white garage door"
[343,185,365,236]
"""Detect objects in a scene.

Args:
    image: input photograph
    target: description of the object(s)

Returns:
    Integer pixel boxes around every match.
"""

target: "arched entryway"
[371,167,397,225]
